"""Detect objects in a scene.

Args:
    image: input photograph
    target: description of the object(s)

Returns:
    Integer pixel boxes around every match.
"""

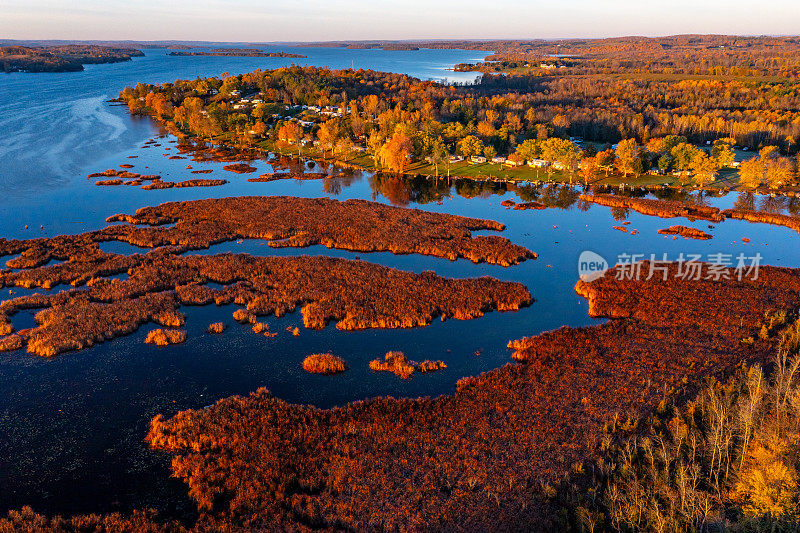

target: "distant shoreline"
[168,49,307,58]
[0,44,143,73]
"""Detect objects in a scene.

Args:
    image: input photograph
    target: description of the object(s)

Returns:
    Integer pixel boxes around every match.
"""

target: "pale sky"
[2,0,799,42]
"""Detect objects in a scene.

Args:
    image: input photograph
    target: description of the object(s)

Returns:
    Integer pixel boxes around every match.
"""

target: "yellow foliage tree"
[378,132,412,173]
[733,436,799,521]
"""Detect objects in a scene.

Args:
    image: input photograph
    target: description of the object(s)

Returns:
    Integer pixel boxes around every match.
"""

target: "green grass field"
[198,135,768,193]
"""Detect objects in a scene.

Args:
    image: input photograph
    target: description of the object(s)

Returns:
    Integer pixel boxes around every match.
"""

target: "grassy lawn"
[202,136,745,192]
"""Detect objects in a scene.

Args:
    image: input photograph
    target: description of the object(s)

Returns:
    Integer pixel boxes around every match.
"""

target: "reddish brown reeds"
[722,208,800,233]
[513,201,546,210]
[2,197,532,269]
[302,353,348,374]
[143,263,800,531]
[246,172,326,182]
[0,252,530,356]
[222,163,257,174]
[580,193,723,222]
[104,196,535,266]
[145,328,186,346]
[368,351,446,378]
[207,322,225,334]
[657,225,712,239]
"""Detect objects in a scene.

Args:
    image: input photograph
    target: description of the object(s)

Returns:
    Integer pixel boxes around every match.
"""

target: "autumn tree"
[689,151,719,187]
[580,156,600,185]
[541,138,581,172]
[251,121,267,137]
[765,157,796,189]
[670,142,702,173]
[367,131,385,167]
[712,138,736,168]
[458,135,484,158]
[738,158,765,188]
[596,149,616,176]
[615,139,644,177]
[316,119,341,158]
[278,122,303,145]
[378,131,413,173]
[514,139,541,163]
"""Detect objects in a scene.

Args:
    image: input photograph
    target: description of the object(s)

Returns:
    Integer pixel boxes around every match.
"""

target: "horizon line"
[3,33,800,46]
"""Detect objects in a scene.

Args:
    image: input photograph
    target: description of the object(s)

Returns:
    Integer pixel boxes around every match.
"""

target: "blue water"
[1,48,799,518]
[0,46,483,198]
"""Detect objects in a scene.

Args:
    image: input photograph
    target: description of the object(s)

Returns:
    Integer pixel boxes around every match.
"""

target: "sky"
[2,0,800,42]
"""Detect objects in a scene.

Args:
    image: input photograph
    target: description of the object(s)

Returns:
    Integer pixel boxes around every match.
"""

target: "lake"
[1,47,799,518]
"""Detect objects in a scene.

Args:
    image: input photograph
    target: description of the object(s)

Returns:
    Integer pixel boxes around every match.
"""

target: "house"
[504,158,524,167]
[528,159,549,168]
[449,155,464,163]
[492,156,507,164]
[552,161,566,171]
[470,155,487,164]
[352,144,366,153]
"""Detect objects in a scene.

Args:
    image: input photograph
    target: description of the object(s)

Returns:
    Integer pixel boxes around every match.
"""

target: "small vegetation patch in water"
[302,353,348,374]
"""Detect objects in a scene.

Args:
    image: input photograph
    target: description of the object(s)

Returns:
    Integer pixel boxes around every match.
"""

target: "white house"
[552,161,566,171]
[528,159,549,168]
[504,158,524,167]
[470,155,487,164]
[449,155,464,163]
[492,156,507,164]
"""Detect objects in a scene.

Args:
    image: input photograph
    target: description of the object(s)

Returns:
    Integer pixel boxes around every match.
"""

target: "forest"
[0,45,143,72]
[117,37,800,189]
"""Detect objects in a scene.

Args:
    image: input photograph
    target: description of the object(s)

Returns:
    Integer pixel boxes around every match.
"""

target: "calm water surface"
[1,49,799,517]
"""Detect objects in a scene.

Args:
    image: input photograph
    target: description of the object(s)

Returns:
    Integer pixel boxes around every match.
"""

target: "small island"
[0,45,143,73]
[168,48,307,58]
